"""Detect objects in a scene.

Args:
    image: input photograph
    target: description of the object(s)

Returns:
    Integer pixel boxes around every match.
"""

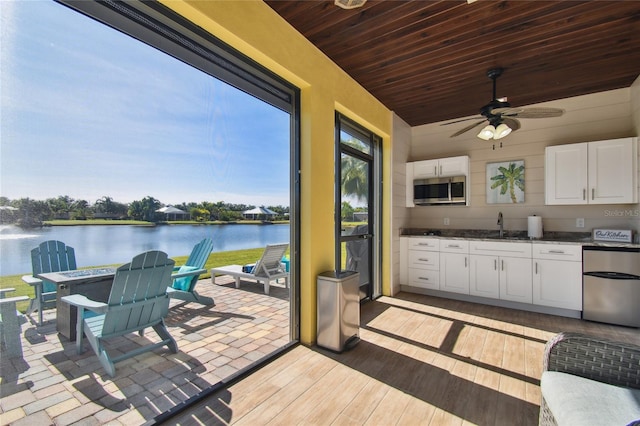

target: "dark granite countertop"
[400,228,640,248]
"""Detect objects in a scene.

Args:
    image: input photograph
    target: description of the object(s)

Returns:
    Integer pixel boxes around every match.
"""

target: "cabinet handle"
[465,257,467,267]
[501,260,504,271]
[592,188,595,200]
[535,262,538,274]
[583,189,586,200]
[548,250,565,254]
[448,244,460,248]
[418,258,429,262]
[417,243,430,246]
[494,259,497,270]
[439,165,442,175]
[419,277,429,281]
[434,166,437,176]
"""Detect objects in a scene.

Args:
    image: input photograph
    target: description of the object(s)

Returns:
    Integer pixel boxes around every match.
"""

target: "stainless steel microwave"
[413,176,466,205]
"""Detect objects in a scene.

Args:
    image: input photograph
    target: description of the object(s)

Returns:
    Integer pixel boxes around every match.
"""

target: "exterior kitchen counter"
[400,229,640,248]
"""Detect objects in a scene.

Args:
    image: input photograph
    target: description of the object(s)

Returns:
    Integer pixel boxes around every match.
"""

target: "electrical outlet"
[444,217,450,226]
[576,218,585,228]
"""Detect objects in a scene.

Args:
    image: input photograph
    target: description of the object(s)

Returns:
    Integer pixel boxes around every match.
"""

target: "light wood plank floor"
[163,293,640,426]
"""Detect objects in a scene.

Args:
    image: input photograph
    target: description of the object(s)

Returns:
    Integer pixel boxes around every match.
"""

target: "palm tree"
[490,162,525,203]
[341,154,368,202]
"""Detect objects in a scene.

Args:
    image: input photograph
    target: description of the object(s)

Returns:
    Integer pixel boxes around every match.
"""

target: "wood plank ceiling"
[265,0,640,127]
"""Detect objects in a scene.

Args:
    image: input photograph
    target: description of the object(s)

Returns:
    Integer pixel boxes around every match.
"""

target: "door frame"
[334,112,382,300]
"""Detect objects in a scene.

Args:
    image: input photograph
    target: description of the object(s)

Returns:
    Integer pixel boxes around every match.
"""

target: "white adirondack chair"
[210,243,289,295]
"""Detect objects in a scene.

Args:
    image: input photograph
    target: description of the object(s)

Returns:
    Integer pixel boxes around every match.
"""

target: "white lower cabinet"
[401,237,583,315]
[408,268,440,290]
[401,237,440,290]
[532,244,583,310]
[499,256,533,304]
[469,241,532,303]
[439,240,470,294]
[469,255,499,298]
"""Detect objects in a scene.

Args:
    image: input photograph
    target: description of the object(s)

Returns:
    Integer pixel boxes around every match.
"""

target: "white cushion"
[541,371,640,425]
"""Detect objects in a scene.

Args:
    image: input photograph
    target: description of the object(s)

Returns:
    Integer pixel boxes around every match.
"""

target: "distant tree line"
[0,195,289,227]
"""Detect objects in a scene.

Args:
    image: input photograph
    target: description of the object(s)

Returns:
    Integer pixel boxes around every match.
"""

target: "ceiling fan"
[444,68,564,140]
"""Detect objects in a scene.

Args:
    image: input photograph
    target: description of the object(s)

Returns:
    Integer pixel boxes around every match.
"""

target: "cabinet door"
[499,257,532,303]
[588,138,636,204]
[439,156,469,177]
[533,259,582,310]
[440,252,469,294]
[413,159,439,179]
[545,143,588,205]
[469,255,499,298]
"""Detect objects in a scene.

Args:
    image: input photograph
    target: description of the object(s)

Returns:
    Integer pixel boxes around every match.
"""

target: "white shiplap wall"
[390,113,411,295]
[402,87,639,234]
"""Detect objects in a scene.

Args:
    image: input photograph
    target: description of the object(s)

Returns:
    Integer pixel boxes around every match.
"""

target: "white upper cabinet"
[545,137,637,205]
[406,155,469,207]
[413,156,469,179]
[588,139,637,204]
[545,142,589,204]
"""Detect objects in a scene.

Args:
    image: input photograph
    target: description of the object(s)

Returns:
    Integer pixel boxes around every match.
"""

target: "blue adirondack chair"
[22,240,77,326]
[167,238,215,305]
[61,250,178,378]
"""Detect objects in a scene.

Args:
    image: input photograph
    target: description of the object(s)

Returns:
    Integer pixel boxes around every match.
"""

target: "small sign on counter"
[592,229,632,243]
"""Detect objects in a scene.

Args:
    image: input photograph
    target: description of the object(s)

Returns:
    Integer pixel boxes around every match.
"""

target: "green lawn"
[0,246,283,313]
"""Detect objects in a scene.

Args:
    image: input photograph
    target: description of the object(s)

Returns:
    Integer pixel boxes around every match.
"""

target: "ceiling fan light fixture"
[334,0,367,9]
[493,123,512,139]
[477,125,495,140]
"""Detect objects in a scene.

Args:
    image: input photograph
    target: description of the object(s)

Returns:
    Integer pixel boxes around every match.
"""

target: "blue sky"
[0,0,290,207]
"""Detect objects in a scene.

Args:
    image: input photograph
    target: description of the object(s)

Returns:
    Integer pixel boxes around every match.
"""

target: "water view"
[0,223,289,276]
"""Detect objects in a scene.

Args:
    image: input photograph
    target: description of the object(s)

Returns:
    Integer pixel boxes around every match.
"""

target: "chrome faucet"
[497,211,504,238]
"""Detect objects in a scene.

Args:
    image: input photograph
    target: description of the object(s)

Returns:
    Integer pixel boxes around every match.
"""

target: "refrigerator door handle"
[584,271,640,280]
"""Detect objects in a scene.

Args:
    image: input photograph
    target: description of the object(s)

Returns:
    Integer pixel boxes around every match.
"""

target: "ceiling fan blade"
[490,107,523,115]
[450,120,486,137]
[502,117,521,131]
[492,107,565,118]
[441,116,483,126]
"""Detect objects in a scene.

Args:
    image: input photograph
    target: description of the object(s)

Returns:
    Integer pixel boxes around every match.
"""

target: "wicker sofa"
[539,332,640,425]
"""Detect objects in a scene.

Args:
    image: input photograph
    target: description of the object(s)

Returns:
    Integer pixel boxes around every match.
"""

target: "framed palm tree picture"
[486,160,525,204]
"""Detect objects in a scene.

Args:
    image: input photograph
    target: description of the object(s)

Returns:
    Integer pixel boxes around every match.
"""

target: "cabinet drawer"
[440,239,469,253]
[407,238,440,251]
[532,243,582,261]
[408,250,439,270]
[469,240,532,258]
[408,268,439,290]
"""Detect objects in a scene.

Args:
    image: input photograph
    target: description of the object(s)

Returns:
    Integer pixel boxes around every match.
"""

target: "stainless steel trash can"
[317,271,360,352]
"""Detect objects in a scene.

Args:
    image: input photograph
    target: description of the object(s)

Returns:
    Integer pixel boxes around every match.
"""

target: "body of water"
[0,224,289,276]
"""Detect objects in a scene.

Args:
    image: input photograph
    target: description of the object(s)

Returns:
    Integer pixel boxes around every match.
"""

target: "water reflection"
[0,224,289,276]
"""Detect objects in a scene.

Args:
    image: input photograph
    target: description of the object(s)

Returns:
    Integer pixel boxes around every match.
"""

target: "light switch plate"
[444,217,450,226]
[576,218,585,228]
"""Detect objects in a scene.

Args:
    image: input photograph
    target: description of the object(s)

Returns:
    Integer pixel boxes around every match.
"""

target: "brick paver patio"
[0,276,290,425]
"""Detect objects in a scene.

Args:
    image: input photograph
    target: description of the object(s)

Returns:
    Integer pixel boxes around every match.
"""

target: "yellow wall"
[159,1,393,344]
